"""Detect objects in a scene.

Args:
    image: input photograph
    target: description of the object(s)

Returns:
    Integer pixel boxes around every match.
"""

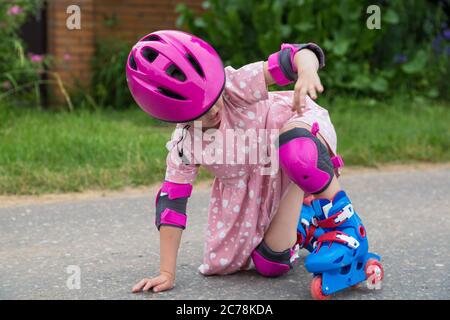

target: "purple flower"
[63,53,71,61]
[7,5,23,15]
[394,54,408,64]
[30,54,43,63]
[443,29,450,41]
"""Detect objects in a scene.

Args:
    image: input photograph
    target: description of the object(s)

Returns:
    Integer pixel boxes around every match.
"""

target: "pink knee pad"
[278,128,334,194]
[251,241,292,277]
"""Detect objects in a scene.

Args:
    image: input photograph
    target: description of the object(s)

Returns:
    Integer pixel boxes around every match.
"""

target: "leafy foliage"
[0,0,46,107]
[91,40,134,109]
[176,0,450,99]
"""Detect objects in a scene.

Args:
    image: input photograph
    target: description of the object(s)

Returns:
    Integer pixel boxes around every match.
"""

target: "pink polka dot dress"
[164,61,338,275]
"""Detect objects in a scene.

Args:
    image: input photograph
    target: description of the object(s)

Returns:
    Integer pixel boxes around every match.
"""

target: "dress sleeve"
[223,61,269,107]
[164,124,199,185]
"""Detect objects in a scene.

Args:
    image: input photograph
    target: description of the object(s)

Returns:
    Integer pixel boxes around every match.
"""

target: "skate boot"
[304,190,384,300]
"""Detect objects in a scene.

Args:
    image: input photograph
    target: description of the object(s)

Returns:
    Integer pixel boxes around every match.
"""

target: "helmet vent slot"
[157,87,186,100]
[185,53,204,78]
[142,35,161,42]
[142,48,158,63]
[129,55,137,70]
[166,64,186,82]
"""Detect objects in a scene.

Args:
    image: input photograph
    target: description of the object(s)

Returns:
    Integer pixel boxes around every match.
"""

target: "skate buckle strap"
[301,224,318,249]
[311,216,319,227]
[317,204,354,229]
[317,231,360,249]
[296,218,317,249]
[301,218,310,228]
[336,233,360,249]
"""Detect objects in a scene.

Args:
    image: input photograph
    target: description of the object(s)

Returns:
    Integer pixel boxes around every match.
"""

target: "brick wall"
[46,0,202,103]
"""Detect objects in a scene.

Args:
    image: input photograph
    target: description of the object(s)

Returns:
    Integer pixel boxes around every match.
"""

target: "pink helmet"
[126,30,225,123]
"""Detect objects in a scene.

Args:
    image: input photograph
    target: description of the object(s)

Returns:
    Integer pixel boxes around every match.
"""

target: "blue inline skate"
[303,191,384,300]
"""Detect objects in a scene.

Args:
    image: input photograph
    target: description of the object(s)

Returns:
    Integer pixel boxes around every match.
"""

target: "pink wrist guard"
[268,51,292,86]
[268,43,326,86]
[281,43,301,73]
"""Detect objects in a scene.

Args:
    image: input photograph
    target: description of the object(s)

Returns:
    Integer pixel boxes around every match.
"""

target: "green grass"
[328,96,450,166]
[0,107,174,194]
[0,96,449,195]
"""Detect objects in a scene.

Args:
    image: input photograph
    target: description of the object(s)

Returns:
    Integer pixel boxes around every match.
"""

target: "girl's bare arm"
[132,226,182,293]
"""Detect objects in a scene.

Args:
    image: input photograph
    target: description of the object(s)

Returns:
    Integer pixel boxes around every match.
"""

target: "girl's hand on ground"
[132,271,175,293]
[292,69,324,116]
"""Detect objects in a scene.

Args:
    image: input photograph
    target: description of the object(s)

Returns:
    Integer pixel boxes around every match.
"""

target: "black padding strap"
[279,48,297,82]
[255,240,291,266]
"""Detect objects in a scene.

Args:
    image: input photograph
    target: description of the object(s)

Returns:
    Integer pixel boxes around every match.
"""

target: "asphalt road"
[1,166,449,300]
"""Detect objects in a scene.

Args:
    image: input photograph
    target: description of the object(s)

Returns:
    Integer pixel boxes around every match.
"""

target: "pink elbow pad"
[155,181,193,230]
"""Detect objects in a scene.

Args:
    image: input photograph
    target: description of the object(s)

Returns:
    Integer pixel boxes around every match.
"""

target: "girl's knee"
[277,125,335,195]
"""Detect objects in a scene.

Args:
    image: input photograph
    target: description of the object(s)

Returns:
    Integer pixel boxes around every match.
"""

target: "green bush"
[0,0,46,107]
[90,39,164,125]
[176,0,450,100]
[91,40,134,110]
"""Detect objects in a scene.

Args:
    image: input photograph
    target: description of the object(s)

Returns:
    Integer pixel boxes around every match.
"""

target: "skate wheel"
[365,259,384,288]
[310,276,331,300]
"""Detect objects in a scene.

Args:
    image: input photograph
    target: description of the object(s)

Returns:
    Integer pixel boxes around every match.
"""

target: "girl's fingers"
[132,276,168,293]
[293,85,300,111]
[294,79,324,112]
[132,286,140,293]
[299,87,308,109]
[142,279,155,292]
[309,86,317,100]
[317,82,324,93]
[132,278,150,292]
[153,281,171,293]
[143,276,164,291]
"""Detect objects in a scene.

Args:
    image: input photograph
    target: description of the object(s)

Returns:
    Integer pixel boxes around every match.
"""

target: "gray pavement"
[0,167,449,300]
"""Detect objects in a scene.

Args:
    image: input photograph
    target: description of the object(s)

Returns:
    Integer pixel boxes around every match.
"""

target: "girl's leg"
[264,182,303,252]
[264,121,340,252]
[251,121,340,277]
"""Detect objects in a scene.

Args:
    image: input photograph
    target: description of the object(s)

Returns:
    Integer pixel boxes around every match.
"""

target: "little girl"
[127,30,383,299]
